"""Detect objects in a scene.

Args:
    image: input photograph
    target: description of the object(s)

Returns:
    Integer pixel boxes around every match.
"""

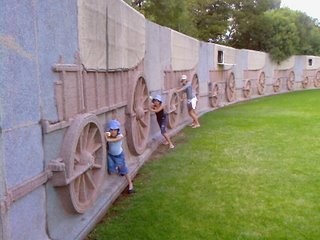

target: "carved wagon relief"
[302,69,320,89]
[48,55,150,212]
[273,70,295,93]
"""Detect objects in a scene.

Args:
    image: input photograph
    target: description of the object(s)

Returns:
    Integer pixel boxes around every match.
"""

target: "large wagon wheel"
[302,76,309,89]
[192,74,200,99]
[314,71,320,87]
[273,78,281,92]
[60,113,106,213]
[126,75,150,155]
[257,72,265,95]
[287,71,295,91]
[226,72,235,102]
[166,89,180,129]
[209,82,219,108]
[242,79,252,98]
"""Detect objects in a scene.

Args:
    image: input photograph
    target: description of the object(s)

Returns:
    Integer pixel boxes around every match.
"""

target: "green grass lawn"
[88,90,320,240]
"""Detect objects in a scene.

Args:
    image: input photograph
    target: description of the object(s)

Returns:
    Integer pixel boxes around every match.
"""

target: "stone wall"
[1,1,320,239]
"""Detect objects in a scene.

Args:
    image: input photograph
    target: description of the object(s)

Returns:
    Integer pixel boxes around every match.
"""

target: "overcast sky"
[281,0,319,20]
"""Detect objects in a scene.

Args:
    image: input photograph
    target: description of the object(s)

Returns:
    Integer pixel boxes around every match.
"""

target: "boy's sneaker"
[128,188,135,194]
[169,144,175,149]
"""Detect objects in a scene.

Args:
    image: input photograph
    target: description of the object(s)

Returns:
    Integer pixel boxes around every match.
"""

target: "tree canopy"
[125,0,320,63]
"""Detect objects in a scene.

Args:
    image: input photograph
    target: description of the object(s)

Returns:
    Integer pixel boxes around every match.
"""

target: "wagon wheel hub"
[79,151,94,166]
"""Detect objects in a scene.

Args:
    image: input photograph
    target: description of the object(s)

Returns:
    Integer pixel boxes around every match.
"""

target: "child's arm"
[150,103,165,113]
[176,81,192,93]
[105,133,124,142]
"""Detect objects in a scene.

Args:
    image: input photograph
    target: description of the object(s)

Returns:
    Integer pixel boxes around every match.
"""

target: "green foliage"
[127,0,320,62]
[88,90,320,240]
[262,9,299,63]
[188,0,231,42]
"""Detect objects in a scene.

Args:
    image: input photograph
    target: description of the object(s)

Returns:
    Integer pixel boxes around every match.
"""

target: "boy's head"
[108,120,120,136]
[180,74,188,85]
[152,94,162,104]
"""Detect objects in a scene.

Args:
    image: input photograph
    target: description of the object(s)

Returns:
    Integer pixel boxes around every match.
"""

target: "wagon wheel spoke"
[138,117,148,128]
[87,127,98,146]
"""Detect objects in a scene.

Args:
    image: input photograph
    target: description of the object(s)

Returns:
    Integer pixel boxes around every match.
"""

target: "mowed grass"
[88,90,320,240]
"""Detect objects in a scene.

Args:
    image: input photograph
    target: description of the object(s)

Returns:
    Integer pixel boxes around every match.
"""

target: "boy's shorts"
[107,151,128,175]
[157,113,168,134]
[187,96,198,110]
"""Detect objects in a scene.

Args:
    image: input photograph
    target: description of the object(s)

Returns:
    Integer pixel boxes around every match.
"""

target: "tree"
[263,9,299,63]
[128,0,320,62]
[188,0,231,43]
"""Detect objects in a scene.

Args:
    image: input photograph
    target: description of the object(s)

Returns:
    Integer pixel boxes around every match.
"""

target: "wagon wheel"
[60,113,106,213]
[192,74,200,99]
[243,79,252,98]
[126,75,150,155]
[166,90,180,129]
[314,71,320,87]
[257,72,265,95]
[302,76,309,89]
[287,71,295,91]
[226,72,235,102]
[273,78,281,92]
[209,82,219,108]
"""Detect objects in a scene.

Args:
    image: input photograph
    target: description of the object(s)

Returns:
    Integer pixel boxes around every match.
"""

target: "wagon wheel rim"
[287,71,295,90]
[258,72,265,95]
[126,76,150,155]
[273,78,280,92]
[226,72,235,102]
[302,76,309,88]
[61,114,106,213]
[192,74,200,98]
[314,71,320,87]
[167,91,180,129]
[243,80,251,98]
[209,83,219,108]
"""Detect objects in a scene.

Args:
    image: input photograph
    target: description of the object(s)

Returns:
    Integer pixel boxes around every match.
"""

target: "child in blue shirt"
[105,119,134,194]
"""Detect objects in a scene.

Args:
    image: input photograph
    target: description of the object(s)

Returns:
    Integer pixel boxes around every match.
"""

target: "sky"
[281,0,319,20]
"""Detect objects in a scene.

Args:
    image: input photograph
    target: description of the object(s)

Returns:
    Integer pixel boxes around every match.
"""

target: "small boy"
[150,94,174,149]
[105,119,135,194]
[177,74,200,128]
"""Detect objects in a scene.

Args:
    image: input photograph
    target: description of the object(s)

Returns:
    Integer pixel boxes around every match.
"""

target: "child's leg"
[189,109,200,127]
[107,154,117,174]
[163,132,174,148]
[125,174,134,194]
